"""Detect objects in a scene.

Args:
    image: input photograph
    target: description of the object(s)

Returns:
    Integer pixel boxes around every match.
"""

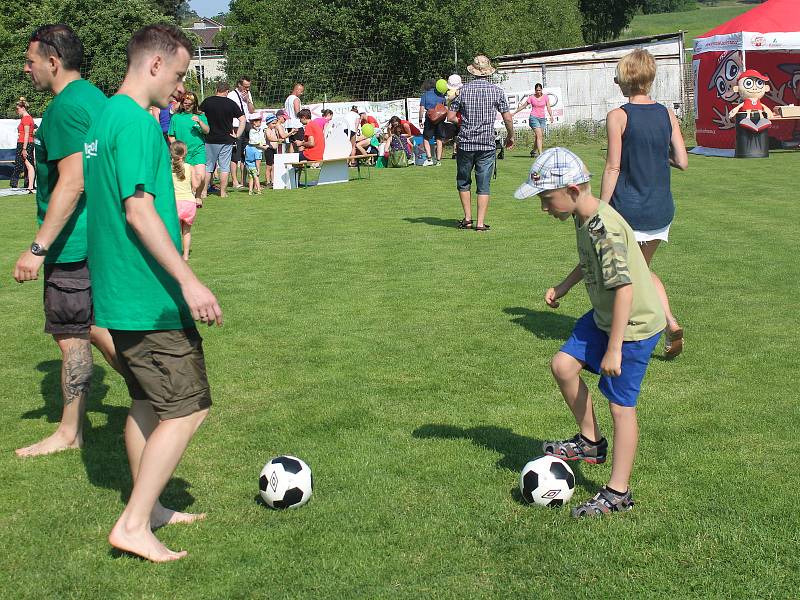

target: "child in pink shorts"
[170,141,199,260]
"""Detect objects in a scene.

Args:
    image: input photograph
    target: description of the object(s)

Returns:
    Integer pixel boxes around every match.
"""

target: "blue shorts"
[559,311,661,407]
[205,143,233,174]
[529,116,548,130]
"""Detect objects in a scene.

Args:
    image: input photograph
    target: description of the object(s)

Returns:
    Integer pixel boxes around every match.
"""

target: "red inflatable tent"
[692,0,800,155]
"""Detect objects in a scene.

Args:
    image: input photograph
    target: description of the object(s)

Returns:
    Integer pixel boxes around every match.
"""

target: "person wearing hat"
[727,69,775,132]
[515,146,666,519]
[448,55,514,231]
[274,109,295,153]
[600,49,688,359]
[262,113,279,186]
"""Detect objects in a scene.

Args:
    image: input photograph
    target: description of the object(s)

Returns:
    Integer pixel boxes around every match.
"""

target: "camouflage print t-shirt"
[575,202,666,341]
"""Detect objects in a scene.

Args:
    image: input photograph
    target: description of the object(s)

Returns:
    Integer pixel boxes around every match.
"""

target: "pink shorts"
[177,200,197,226]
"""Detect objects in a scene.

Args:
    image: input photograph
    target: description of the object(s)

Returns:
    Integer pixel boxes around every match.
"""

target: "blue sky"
[189,0,229,17]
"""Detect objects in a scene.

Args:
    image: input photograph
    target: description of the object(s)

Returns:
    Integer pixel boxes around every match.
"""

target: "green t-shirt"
[34,79,107,264]
[84,94,192,331]
[575,202,666,341]
[167,111,208,155]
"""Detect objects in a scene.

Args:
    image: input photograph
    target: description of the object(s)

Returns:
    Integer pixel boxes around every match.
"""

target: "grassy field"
[622,1,753,44]
[1,145,798,598]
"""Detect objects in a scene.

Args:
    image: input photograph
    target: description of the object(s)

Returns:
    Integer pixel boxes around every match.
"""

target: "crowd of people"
[9,14,688,565]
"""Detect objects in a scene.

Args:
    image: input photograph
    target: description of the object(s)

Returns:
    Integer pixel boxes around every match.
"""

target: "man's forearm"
[502,113,514,137]
[125,193,196,286]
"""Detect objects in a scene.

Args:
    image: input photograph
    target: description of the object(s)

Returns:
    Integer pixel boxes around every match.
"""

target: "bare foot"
[15,430,82,457]
[109,519,187,563]
[150,503,207,530]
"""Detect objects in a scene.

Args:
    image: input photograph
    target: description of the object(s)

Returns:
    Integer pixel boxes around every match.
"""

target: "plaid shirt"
[451,78,509,152]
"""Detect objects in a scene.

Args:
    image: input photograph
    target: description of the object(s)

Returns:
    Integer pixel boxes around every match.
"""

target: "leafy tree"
[579,0,641,43]
[0,0,174,116]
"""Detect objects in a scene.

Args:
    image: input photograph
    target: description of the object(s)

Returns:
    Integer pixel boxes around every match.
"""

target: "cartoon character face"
[709,51,743,103]
[778,64,800,101]
[735,75,769,101]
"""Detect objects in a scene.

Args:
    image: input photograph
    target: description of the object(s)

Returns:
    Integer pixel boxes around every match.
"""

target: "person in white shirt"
[283,82,304,150]
[227,76,255,188]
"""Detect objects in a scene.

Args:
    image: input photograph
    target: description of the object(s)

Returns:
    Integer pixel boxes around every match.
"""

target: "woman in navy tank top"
[600,49,689,358]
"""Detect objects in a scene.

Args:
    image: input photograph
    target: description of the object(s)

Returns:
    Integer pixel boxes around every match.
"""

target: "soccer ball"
[259,455,313,509]
[519,456,575,507]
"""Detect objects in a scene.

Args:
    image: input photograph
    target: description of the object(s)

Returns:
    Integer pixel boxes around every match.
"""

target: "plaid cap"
[514,147,592,199]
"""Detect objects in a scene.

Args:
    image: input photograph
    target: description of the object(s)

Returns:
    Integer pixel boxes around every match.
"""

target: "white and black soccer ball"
[519,455,575,507]
[259,455,313,509]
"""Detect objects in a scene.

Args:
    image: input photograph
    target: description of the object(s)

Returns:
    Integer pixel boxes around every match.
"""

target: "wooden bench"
[287,155,373,188]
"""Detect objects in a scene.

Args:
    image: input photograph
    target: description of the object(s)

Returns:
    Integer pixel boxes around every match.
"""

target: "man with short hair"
[449,55,514,232]
[13,23,121,458]
[200,81,245,197]
[84,23,222,562]
[227,76,255,189]
[295,108,325,163]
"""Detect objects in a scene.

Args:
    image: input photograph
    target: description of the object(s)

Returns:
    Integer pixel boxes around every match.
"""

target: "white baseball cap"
[514,147,592,200]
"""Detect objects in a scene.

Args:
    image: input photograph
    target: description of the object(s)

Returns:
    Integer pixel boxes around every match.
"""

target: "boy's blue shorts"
[559,310,661,407]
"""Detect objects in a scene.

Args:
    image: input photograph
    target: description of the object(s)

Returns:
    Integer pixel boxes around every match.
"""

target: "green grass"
[1,146,798,598]
[622,1,753,45]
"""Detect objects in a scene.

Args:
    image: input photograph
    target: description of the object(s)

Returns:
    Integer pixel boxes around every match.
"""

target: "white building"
[493,32,686,126]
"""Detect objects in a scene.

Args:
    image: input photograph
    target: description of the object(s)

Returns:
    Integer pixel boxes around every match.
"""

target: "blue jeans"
[456,149,495,195]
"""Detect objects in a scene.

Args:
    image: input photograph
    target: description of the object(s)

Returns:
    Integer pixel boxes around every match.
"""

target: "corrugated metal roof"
[494,32,684,62]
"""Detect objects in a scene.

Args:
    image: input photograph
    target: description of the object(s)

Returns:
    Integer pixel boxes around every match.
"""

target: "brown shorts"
[110,328,212,420]
[43,260,94,336]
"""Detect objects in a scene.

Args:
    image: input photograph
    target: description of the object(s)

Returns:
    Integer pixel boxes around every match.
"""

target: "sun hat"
[514,147,592,200]
[466,55,496,77]
[264,113,277,124]
[447,74,463,89]
[276,109,287,118]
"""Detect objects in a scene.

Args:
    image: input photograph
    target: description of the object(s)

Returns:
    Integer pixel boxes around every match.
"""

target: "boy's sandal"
[571,487,634,518]
[457,219,473,229]
[664,327,684,359]
[475,224,491,232]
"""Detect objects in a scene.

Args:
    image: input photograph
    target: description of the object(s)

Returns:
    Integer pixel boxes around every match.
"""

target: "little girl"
[170,141,199,260]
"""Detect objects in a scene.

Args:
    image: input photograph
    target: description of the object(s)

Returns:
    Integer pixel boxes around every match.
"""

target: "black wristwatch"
[30,242,48,256]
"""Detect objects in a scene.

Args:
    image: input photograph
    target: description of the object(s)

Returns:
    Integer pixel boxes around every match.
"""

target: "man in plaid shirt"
[449,55,514,232]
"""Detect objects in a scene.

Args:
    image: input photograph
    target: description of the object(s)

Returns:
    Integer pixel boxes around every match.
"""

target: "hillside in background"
[622,0,752,45]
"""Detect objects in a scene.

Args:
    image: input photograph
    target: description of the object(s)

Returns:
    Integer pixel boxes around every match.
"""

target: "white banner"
[252,100,406,129]
[694,31,800,54]
[499,87,566,128]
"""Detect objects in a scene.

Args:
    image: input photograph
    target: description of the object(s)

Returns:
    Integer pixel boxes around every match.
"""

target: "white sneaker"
[422,160,434,166]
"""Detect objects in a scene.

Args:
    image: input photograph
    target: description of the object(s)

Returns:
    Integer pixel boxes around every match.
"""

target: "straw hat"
[467,55,496,77]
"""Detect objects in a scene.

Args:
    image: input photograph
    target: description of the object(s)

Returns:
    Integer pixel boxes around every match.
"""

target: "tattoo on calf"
[62,342,93,406]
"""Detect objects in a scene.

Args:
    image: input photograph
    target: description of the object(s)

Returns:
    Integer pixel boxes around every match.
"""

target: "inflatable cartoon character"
[728,69,774,132]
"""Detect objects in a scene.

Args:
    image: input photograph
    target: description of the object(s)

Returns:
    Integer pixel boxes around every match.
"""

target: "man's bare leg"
[16,334,92,457]
[459,190,472,224]
[218,172,229,198]
[124,401,206,529]
[109,408,209,562]
[475,194,491,230]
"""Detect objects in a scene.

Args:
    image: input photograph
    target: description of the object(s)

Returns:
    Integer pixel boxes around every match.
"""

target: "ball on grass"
[519,455,575,507]
[259,455,313,509]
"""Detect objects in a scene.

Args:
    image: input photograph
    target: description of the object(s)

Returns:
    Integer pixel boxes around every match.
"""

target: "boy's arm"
[124,189,222,326]
[13,152,84,282]
[545,264,583,308]
[600,283,633,377]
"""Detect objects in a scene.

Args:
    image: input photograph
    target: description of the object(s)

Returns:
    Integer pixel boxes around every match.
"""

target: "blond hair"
[616,49,656,96]
[170,141,188,181]
[16,96,29,110]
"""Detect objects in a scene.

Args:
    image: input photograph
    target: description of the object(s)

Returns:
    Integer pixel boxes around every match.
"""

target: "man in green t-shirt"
[84,24,222,563]
[514,148,666,518]
[13,24,121,458]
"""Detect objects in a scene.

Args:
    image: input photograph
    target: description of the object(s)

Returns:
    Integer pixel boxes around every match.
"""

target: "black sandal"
[457,219,473,229]
[475,224,491,232]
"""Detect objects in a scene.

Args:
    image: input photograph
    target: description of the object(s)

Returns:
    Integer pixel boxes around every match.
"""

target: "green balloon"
[436,79,448,94]
[361,123,375,138]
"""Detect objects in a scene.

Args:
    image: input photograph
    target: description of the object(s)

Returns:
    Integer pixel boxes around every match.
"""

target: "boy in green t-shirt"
[84,24,222,562]
[514,147,666,518]
[13,24,121,458]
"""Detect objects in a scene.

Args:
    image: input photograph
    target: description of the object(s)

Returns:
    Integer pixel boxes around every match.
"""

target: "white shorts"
[634,224,670,243]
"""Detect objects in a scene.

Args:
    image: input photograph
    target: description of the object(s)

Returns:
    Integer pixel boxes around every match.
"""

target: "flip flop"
[664,327,684,359]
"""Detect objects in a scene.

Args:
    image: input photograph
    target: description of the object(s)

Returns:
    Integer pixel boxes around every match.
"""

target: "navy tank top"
[610,103,674,231]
